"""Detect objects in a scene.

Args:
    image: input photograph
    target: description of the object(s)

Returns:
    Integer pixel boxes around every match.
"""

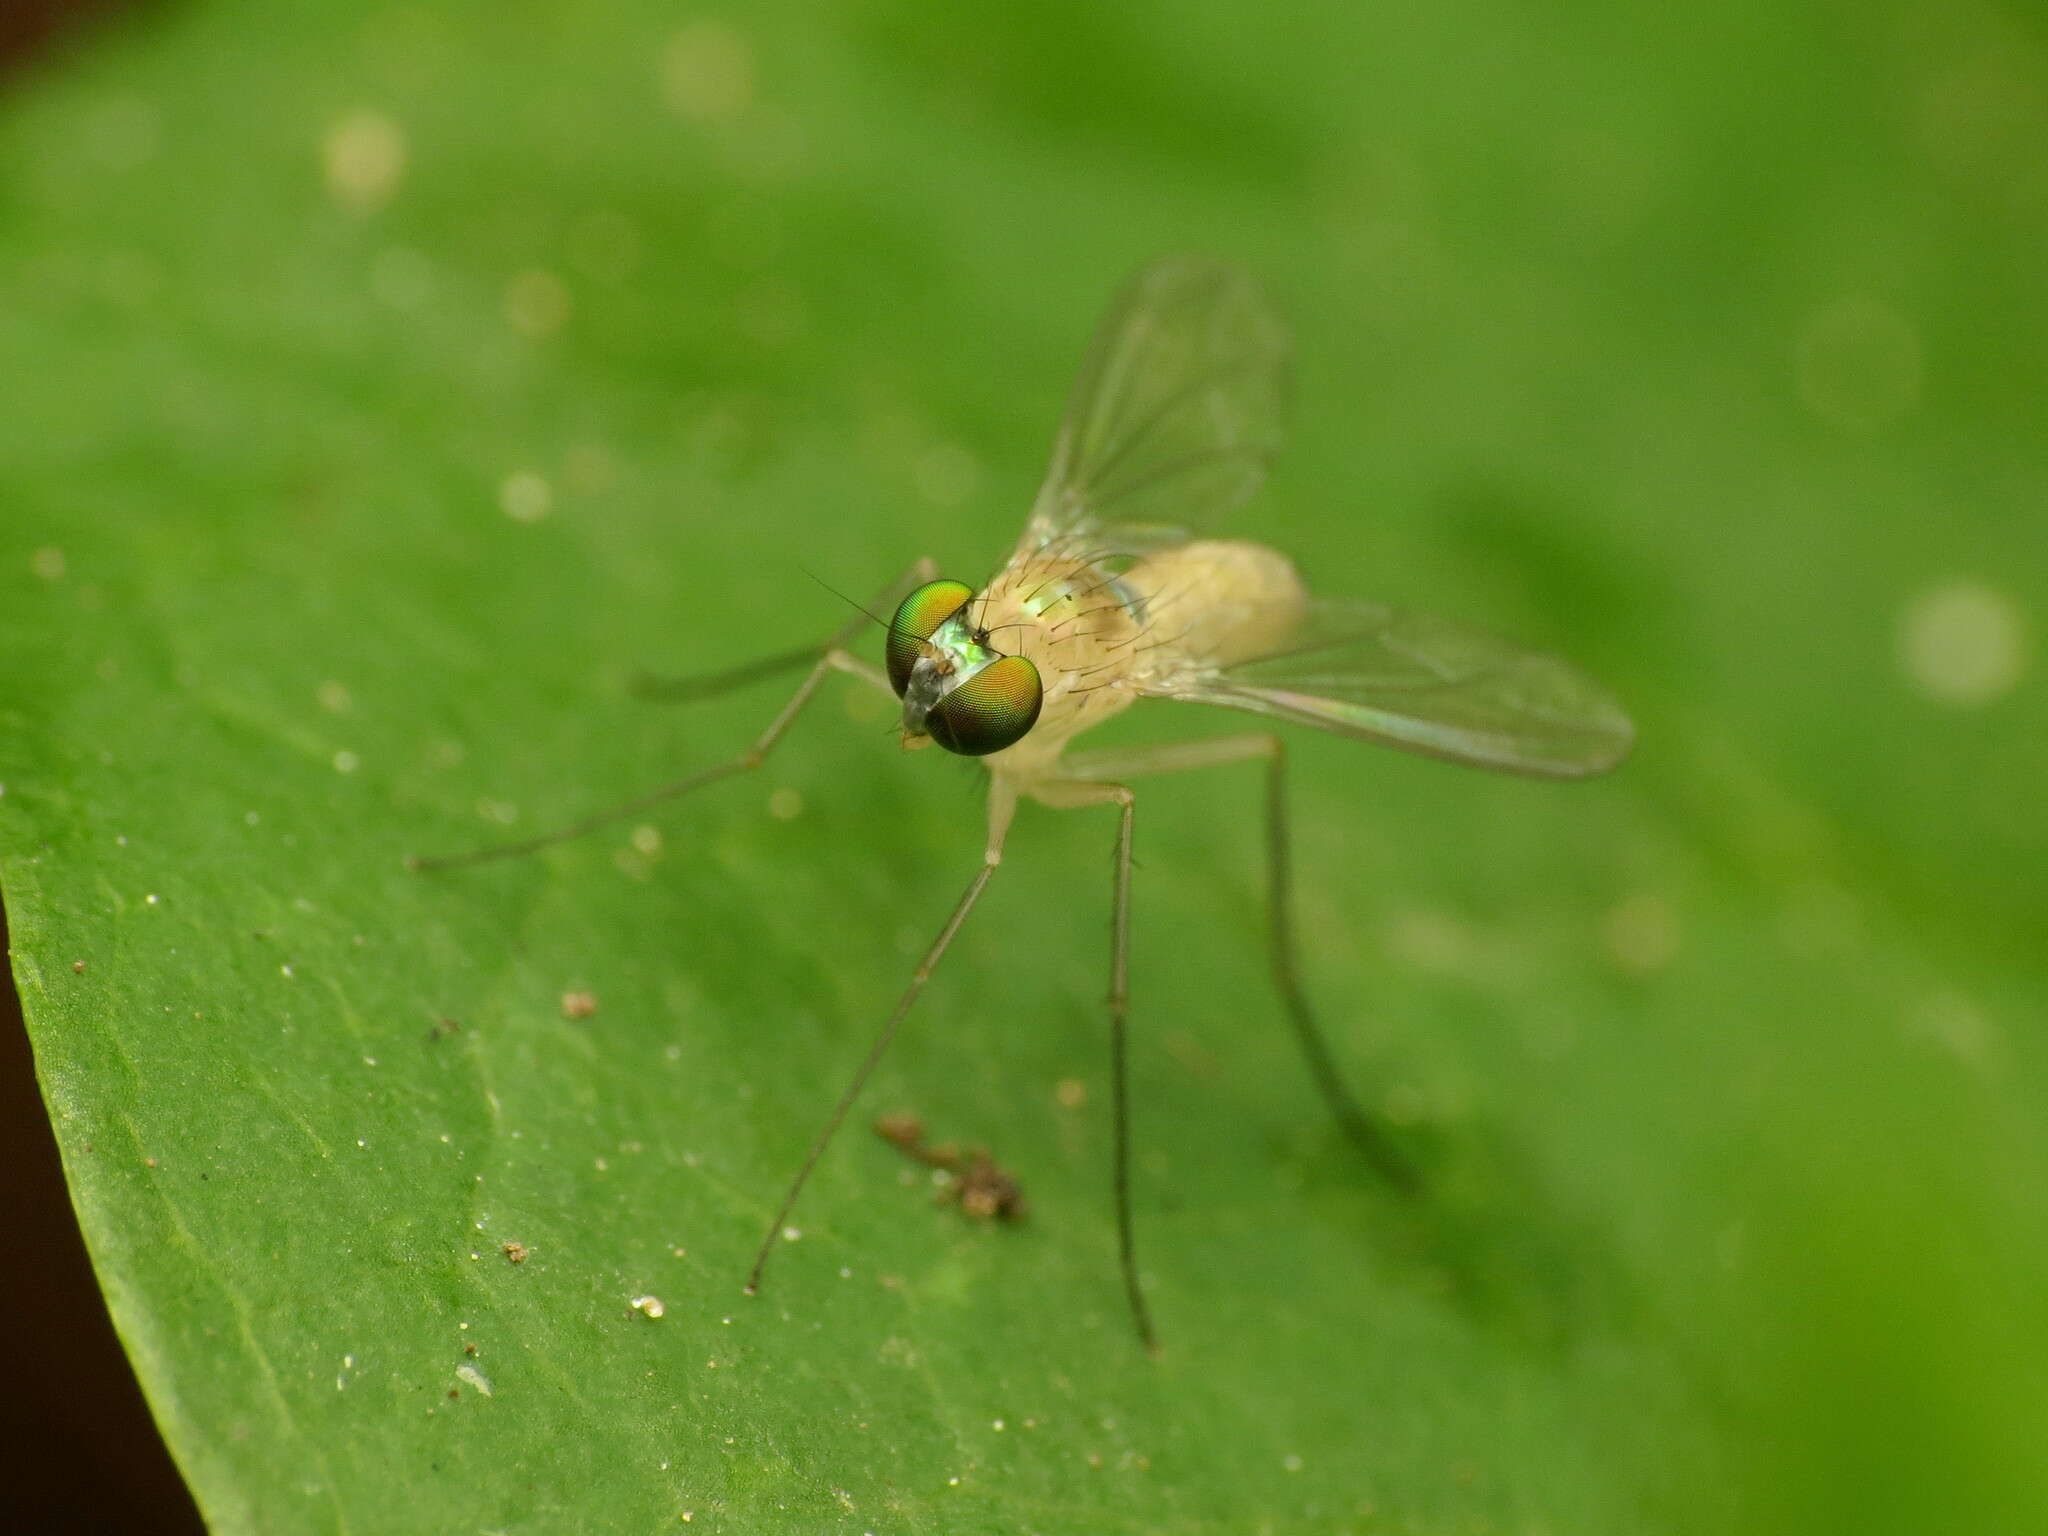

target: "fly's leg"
[1028,776,1153,1352]
[746,782,1020,1297]
[629,645,827,703]
[1062,734,1420,1193]
[406,560,932,871]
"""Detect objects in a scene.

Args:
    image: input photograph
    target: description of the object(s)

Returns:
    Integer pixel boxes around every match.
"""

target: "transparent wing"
[1150,600,1635,778]
[1024,256,1289,551]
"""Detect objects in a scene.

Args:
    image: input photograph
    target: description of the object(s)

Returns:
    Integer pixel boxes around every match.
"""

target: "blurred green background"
[2,0,2044,1531]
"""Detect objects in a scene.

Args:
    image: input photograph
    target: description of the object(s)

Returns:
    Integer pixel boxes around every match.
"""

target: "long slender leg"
[407,561,929,871]
[1029,776,1154,1351]
[1107,790,1151,1352]
[1260,745,1419,1193]
[1062,735,1419,1192]
[746,785,1018,1296]
[629,645,823,703]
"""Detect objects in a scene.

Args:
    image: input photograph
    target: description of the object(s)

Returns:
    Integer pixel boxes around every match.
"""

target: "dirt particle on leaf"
[561,990,599,1020]
[631,1294,666,1319]
[875,1113,1027,1221]
[71,960,86,973]
[502,1240,530,1263]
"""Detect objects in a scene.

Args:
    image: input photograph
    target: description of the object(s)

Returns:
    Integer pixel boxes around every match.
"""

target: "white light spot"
[661,21,755,122]
[332,749,360,774]
[630,824,662,855]
[144,892,158,905]
[1898,580,2029,706]
[322,109,407,212]
[767,786,803,821]
[1282,1453,1304,1473]
[504,269,571,339]
[782,1226,802,1242]
[1794,296,1921,433]
[499,470,554,523]
[30,546,65,581]
[282,964,295,979]
[631,1294,666,1319]
[1601,892,1680,975]
[454,1363,493,1396]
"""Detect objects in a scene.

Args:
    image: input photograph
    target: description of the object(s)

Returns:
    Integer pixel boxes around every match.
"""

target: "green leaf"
[5,2,2046,1532]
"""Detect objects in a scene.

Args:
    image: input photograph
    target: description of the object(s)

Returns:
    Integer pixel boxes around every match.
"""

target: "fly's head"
[885,579,1042,757]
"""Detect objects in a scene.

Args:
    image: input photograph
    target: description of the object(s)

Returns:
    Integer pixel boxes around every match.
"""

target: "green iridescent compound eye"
[927,654,1043,756]
[886,579,974,696]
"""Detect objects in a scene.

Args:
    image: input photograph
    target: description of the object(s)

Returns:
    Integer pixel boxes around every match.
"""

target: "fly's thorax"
[968,554,1151,762]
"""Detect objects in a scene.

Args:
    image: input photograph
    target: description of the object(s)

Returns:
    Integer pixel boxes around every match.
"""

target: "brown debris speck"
[874,1113,1027,1221]
[561,991,598,1020]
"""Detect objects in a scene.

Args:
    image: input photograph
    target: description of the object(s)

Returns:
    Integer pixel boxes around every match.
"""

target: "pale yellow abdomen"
[1122,539,1306,674]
